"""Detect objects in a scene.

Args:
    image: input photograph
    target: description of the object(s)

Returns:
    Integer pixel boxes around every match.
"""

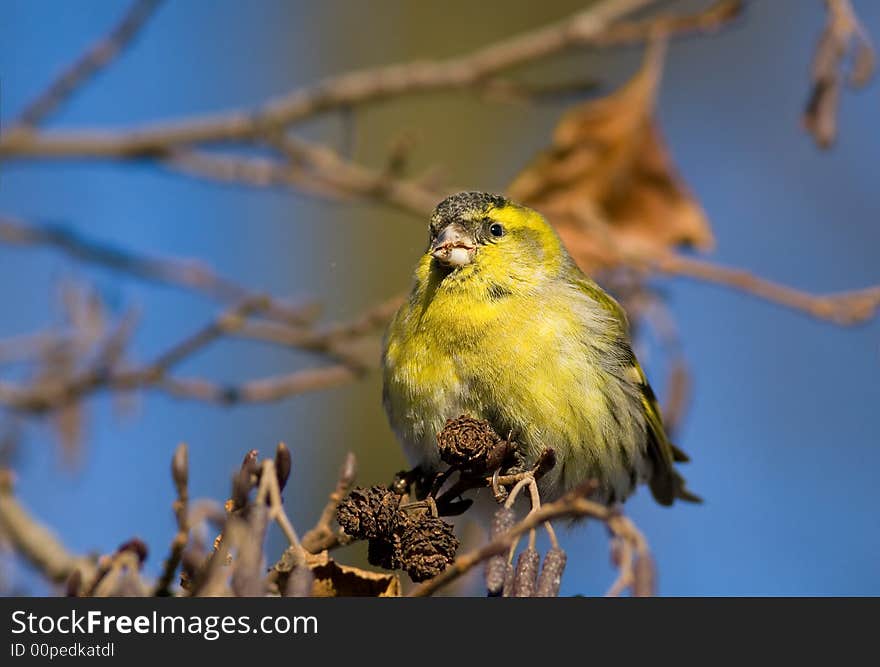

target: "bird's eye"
[489,223,505,237]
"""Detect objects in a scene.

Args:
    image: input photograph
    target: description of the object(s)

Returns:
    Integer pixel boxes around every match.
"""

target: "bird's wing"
[576,276,701,505]
[633,363,702,505]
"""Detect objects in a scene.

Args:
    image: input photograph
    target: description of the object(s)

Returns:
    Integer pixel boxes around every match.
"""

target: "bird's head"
[422,191,566,292]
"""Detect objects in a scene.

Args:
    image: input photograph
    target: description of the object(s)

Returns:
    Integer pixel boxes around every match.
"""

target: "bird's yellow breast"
[382,273,625,493]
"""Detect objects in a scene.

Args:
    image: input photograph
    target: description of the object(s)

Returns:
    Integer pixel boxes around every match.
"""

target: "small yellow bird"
[382,192,699,506]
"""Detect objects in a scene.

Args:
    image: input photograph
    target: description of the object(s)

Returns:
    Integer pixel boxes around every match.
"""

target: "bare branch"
[0,0,661,159]
[0,289,395,413]
[652,252,880,326]
[557,218,880,326]
[0,470,95,585]
[0,296,267,413]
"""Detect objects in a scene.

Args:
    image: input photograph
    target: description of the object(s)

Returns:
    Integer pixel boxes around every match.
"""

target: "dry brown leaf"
[305,550,401,597]
[507,39,713,275]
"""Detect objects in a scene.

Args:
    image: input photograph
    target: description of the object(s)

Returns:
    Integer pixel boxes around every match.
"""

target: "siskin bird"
[382,191,700,506]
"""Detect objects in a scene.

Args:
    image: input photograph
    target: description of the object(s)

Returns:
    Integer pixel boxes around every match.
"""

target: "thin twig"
[163,149,354,200]
[10,0,163,129]
[301,452,357,554]
[604,512,654,597]
[596,0,743,46]
[257,459,303,550]
[159,364,360,405]
[266,134,442,215]
[235,294,403,363]
[154,443,189,595]
[803,0,875,147]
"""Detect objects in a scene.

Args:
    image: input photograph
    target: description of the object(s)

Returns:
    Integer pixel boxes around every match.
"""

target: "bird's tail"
[649,449,702,505]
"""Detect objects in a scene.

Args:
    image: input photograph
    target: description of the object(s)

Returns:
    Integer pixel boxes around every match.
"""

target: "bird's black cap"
[431,191,508,232]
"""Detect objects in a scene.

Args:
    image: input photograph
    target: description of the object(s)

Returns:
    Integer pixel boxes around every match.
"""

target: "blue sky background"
[0,0,878,596]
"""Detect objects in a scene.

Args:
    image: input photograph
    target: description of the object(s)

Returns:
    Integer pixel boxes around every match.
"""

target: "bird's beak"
[430,223,476,267]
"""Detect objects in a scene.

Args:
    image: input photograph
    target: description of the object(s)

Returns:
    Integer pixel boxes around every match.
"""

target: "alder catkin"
[501,563,516,597]
[512,547,540,597]
[486,506,516,594]
[535,548,567,597]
